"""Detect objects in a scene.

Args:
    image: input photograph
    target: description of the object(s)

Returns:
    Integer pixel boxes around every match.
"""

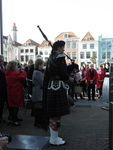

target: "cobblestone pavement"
[0,98,110,150]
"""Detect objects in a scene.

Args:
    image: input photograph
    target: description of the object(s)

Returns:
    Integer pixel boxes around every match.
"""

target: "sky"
[2,0,113,44]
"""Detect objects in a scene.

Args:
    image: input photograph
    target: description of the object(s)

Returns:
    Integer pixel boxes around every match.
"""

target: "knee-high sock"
[49,118,61,131]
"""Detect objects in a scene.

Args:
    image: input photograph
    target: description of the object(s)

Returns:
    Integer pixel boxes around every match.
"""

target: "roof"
[55,32,78,39]
[12,41,22,46]
[23,39,40,46]
[82,32,95,41]
[39,40,53,47]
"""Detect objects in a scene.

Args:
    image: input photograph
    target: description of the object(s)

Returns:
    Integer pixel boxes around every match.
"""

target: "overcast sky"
[2,0,113,44]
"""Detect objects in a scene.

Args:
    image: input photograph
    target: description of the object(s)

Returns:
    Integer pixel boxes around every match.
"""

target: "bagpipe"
[37,25,79,75]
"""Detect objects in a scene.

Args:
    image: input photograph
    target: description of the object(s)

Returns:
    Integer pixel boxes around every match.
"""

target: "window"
[80,52,84,59]
[102,52,106,59]
[25,49,29,53]
[3,39,6,43]
[81,62,85,67]
[21,56,24,62]
[107,41,111,48]
[107,51,111,59]
[45,57,48,61]
[30,55,34,60]
[67,52,71,60]
[45,51,48,55]
[5,44,7,48]
[25,55,29,62]
[93,51,97,57]
[90,44,94,49]
[45,43,48,47]
[86,52,91,59]
[102,42,106,49]
[39,51,43,55]
[72,52,77,59]
[26,42,29,46]
[21,49,24,53]
[83,44,87,49]
[72,42,77,49]
[67,42,71,49]
[64,34,69,38]
[30,49,33,53]
[87,37,90,41]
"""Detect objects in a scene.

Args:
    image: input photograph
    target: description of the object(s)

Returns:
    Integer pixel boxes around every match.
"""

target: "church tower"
[11,23,18,42]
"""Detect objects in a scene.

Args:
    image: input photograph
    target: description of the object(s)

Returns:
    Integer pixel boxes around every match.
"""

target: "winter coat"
[0,67,7,102]
[32,69,44,102]
[97,69,106,89]
[86,69,98,86]
[5,70,27,107]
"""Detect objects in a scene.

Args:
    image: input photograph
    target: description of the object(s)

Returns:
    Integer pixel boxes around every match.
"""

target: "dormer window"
[26,42,29,46]
[87,37,90,41]
[45,43,48,47]
[64,33,69,38]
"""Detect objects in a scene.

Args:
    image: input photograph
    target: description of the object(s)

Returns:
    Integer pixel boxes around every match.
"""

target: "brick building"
[55,32,79,64]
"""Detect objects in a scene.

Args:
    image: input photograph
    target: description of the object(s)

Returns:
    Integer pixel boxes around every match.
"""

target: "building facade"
[3,36,8,62]
[79,32,98,68]
[55,32,79,64]
[38,40,52,61]
[98,35,113,66]
[19,39,39,64]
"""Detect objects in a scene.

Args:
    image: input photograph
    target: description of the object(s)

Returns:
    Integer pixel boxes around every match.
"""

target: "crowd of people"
[0,40,110,147]
[73,60,109,101]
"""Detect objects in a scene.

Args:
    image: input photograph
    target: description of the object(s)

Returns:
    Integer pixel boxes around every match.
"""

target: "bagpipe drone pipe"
[37,25,79,74]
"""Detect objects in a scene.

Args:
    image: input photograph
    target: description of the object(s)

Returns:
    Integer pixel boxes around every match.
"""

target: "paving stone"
[0,98,111,150]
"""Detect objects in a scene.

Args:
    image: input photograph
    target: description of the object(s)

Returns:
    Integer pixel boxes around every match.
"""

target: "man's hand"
[90,80,93,84]
[0,137,8,150]
[70,77,74,83]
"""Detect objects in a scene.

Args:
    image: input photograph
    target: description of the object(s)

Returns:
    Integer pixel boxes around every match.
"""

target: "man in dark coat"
[43,41,73,146]
[0,55,8,123]
[86,64,98,100]
[25,59,34,96]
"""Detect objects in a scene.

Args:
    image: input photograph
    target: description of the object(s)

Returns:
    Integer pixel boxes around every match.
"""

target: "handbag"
[74,86,83,94]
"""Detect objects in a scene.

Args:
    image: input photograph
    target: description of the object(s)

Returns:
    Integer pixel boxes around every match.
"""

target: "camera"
[0,134,12,143]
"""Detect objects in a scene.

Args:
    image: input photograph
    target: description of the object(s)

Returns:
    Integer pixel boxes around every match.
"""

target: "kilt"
[47,87,70,117]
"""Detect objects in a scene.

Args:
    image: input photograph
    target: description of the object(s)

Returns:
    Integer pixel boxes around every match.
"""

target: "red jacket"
[97,69,106,89]
[5,70,27,107]
[86,69,98,86]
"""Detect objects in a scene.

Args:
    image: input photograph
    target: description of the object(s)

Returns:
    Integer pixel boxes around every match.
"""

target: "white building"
[3,35,22,62]
[79,32,98,68]
[19,39,39,64]
[3,36,8,62]
[38,40,52,61]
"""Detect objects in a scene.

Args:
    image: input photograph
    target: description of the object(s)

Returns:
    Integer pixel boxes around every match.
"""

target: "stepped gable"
[82,32,95,41]
[55,32,78,39]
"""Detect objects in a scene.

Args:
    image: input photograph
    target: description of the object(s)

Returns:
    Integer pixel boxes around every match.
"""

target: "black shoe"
[0,119,6,123]
[88,97,90,101]
[16,118,23,121]
[92,98,96,101]
[11,122,21,126]
[7,120,12,126]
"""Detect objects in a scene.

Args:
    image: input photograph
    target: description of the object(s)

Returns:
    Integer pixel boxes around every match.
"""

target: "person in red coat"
[5,60,27,126]
[97,64,106,98]
[86,64,98,101]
